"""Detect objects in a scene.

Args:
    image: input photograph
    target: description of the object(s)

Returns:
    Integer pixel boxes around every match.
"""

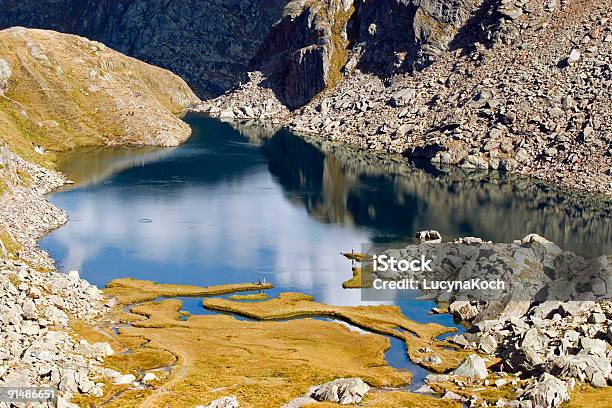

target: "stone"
[200,396,239,408]
[567,49,581,64]
[142,372,158,383]
[449,301,479,321]
[423,354,443,365]
[579,338,607,356]
[113,374,136,385]
[442,390,463,400]
[521,373,569,408]
[452,354,488,380]
[591,372,607,388]
[311,378,370,405]
[478,334,498,355]
[414,385,434,393]
[92,342,114,356]
[495,379,508,387]
[389,88,416,107]
[587,312,606,324]
[100,368,121,378]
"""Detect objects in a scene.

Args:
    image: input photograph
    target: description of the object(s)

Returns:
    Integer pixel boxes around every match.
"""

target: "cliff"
[201,0,612,196]
[0,27,199,169]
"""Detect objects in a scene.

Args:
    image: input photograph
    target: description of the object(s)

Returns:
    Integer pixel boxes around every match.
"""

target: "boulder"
[142,372,158,383]
[113,374,136,385]
[389,88,416,107]
[311,378,370,405]
[452,354,488,380]
[449,301,479,321]
[521,373,569,408]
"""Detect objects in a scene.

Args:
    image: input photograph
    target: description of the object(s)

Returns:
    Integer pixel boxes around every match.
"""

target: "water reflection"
[41,114,612,309]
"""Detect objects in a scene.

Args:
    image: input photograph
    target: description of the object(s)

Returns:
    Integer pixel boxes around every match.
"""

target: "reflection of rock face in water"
[260,130,612,254]
[223,120,282,145]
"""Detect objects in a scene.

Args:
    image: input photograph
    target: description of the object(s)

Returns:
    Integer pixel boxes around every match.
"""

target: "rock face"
[521,373,570,408]
[0,27,199,156]
[310,377,370,404]
[252,0,486,108]
[204,0,612,196]
[0,58,10,93]
[0,0,288,97]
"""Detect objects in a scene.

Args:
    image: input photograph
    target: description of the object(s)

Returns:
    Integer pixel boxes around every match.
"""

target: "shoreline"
[195,101,612,199]
[0,119,610,407]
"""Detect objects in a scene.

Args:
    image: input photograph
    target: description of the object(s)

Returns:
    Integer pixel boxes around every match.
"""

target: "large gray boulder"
[449,301,479,321]
[521,373,570,408]
[311,378,370,405]
[452,354,488,380]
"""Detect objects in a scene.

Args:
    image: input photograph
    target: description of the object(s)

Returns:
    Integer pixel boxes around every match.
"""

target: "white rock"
[142,372,158,383]
[567,49,581,64]
[452,354,488,380]
[311,378,370,405]
[113,374,136,385]
[0,59,11,94]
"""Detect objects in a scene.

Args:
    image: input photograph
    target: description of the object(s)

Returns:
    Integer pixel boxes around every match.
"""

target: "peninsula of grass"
[342,266,374,288]
[104,278,273,304]
[204,292,476,372]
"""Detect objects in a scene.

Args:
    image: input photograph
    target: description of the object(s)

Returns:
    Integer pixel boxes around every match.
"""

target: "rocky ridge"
[199,0,612,196]
[0,148,117,407]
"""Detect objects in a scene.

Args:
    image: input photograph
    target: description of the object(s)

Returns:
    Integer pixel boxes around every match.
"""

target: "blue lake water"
[40,114,612,385]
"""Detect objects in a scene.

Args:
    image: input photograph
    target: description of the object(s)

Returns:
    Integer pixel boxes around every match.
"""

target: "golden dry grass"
[564,383,612,407]
[104,278,273,305]
[342,266,374,288]
[204,292,473,373]
[0,227,21,255]
[96,298,413,408]
[230,292,270,301]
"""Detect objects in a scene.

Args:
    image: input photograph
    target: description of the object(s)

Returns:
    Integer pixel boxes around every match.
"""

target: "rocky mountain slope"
[0,0,289,97]
[0,27,199,169]
[200,0,612,195]
[0,28,201,407]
